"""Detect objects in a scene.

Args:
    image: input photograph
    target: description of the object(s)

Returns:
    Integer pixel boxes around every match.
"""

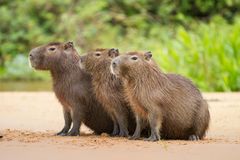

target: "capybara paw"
[143,137,159,142]
[67,131,80,136]
[56,132,68,136]
[110,130,119,137]
[128,135,140,140]
[118,130,129,137]
[56,127,70,136]
[188,135,200,141]
[144,135,160,142]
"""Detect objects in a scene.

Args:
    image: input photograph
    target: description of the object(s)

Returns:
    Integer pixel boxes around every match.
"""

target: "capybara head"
[111,51,157,78]
[29,42,79,70]
[79,48,119,74]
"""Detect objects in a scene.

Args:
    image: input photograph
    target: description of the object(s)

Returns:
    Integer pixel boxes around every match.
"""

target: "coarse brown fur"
[79,48,137,137]
[111,51,210,141]
[29,42,113,136]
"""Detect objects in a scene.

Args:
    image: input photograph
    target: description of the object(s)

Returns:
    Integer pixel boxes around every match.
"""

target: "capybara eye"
[95,53,101,57]
[131,56,138,60]
[48,47,56,51]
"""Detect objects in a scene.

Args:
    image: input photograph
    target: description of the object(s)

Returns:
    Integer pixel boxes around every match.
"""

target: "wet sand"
[0,92,240,160]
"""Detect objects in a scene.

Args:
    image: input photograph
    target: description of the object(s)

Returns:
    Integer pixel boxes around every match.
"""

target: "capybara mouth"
[29,52,37,69]
[78,55,87,70]
[29,57,40,69]
[110,63,118,76]
[78,59,85,70]
[28,57,36,69]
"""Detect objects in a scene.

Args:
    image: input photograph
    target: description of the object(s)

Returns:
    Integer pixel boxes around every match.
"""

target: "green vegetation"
[0,0,239,91]
[0,54,50,81]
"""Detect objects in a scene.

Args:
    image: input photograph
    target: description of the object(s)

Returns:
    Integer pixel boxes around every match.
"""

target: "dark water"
[0,81,52,91]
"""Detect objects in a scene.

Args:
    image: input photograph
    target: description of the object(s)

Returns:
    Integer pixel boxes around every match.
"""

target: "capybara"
[29,42,113,136]
[79,48,134,137]
[111,51,210,141]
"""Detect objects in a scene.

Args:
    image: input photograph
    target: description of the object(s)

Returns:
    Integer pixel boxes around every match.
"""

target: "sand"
[0,92,240,160]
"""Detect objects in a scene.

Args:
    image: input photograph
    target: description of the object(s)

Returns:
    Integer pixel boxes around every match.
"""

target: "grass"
[156,20,240,91]
[0,17,239,91]
[99,17,240,92]
[0,54,50,81]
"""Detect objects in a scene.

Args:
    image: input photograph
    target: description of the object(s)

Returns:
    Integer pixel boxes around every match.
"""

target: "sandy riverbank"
[0,92,240,160]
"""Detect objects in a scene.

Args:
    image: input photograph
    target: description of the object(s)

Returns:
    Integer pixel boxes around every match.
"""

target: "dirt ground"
[0,92,240,160]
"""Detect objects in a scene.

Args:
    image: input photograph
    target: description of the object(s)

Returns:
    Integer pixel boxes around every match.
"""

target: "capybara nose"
[112,57,121,68]
[112,62,117,68]
[29,53,34,60]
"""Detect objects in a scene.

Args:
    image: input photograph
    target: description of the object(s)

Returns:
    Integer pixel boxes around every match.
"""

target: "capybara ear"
[64,41,74,50]
[144,51,152,61]
[108,48,119,58]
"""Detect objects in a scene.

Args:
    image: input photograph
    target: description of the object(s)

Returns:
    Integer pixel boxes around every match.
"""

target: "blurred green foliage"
[0,0,240,91]
[0,54,50,81]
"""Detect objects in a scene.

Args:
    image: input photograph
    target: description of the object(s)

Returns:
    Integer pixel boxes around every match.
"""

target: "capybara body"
[29,42,113,136]
[111,51,210,141]
[79,48,136,137]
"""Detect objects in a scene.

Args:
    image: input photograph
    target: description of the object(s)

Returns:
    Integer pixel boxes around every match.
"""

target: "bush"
[0,0,239,91]
[0,54,49,81]
[101,17,240,91]
[155,20,240,91]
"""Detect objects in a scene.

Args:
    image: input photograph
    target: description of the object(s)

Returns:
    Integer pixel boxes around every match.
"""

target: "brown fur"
[79,48,137,137]
[111,51,210,141]
[29,42,113,136]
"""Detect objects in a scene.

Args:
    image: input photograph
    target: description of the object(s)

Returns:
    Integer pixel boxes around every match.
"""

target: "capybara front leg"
[57,109,72,136]
[129,114,142,140]
[67,107,82,136]
[144,110,162,141]
[116,111,129,137]
[111,115,119,136]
